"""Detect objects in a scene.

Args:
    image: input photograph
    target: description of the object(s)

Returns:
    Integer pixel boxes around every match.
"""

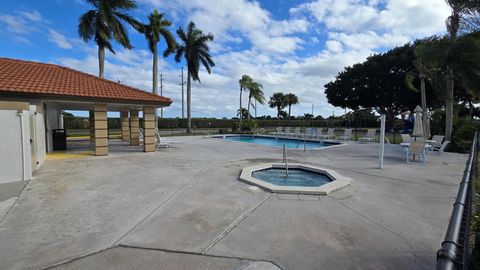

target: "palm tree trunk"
[445,76,454,140]
[288,104,291,119]
[239,86,243,132]
[186,71,192,133]
[152,45,159,128]
[277,106,281,118]
[98,46,105,78]
[247,94,252,120]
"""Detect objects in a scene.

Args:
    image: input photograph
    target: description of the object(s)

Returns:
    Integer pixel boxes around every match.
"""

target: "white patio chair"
[403,140,428,165]
[270,127,283,136]
[437,140,450,154]
[359,129,376,143]
[280,127,291,137]
[317,128,335,140]
[430,135,444,149]
[154,129,182,151]
[288,127,301,138]
[336,128,352,141]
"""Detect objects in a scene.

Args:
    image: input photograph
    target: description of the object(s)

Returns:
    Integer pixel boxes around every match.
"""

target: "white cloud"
[54,0,451,118]
[48,29,73,49]
[0,15,30,34]
[18,10,43,22]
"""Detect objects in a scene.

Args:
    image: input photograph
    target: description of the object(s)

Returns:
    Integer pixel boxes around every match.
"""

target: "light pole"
[179,67,185,119]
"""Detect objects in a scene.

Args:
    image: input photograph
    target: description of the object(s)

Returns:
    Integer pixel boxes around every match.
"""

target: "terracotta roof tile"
[0,58,172,106]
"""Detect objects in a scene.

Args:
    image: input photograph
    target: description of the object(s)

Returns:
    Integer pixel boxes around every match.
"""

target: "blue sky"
[0,0,450,118]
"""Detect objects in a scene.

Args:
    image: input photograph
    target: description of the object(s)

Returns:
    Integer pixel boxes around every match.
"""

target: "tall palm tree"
[239,75,253,129]
[246,81,265,119]
[78,0,141,78]
[175,21,215,133]
[140,9,176,95]
[269,92,287,118]
[139,9,176,126]
[285,93,299,119]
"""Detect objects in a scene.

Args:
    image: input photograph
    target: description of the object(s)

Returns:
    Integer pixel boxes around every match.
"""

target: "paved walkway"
[0,137,467,269]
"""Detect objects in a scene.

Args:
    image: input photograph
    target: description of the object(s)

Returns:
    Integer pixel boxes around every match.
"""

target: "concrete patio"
[0,136,468,270]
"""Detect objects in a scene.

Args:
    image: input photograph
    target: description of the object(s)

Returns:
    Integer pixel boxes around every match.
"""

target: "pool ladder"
[283,143,289,176]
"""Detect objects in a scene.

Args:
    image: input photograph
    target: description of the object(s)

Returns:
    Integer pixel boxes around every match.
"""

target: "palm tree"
[413,0,479,140]
[246,81,265,119]
[139,9,176,126]
[78,0,141,78]
[239,75,253,129]
[175,21,215,133]
[285,93,299,119]
[269,92,287,118]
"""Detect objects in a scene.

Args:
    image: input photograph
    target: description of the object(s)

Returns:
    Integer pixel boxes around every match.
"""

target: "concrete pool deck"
[0,137,468,269]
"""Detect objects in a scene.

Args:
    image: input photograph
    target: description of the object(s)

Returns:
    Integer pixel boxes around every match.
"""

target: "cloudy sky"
[0,0,451,118]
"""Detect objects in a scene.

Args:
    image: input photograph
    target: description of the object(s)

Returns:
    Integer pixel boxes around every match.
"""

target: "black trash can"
[52,129,67,151]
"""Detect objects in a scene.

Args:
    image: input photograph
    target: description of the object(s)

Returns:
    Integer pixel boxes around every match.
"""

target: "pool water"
[252,168,332,187]
[219,136,334,149]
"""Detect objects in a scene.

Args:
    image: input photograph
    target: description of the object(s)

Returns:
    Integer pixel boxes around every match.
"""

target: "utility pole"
[179,67,186,119]
[311,104,314,115]
[160,74,164,118]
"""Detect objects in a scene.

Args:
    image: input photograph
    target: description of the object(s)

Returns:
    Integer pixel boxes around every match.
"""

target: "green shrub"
[241,119,258,132]
[451,118,479,152]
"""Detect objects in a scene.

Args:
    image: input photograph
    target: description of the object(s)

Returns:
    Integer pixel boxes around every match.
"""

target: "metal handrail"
[437,131,478,270]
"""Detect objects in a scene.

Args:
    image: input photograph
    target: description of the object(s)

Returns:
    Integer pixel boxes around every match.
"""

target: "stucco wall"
[0,107,32,184]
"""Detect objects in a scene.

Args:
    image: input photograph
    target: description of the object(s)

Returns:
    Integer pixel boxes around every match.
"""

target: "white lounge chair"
[271,127,283,136]
[437,140,450,154]
[154,129,182,151]
[430,135,444,149]
[288,127,301,138]
[336,128,352,141]
[317,128,335,140]
[300,127,312,138]
[359,129,376,143]
[403,140,427,165]
[304,127,318,139]
[280,127,291,137]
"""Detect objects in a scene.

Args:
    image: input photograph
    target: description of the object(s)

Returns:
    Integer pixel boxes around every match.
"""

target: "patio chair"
[403,140,428,165]
[303,127,318,139]
[336,128,352,141]
[430,135,444,149]
[437,140,451,154]
[359,129,376,143]
[317,128,335,140]
[280,127,291,137]
[400,134,412,143]
[300,127,312,138]
[154,129,182,151]
[270,127,283,136]
[288,127,301,138]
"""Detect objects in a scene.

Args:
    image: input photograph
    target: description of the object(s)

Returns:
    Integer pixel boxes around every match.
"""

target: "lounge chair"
[280,127,291,137]
[288,127,301,138]
[359,129,376,143]
[400,134,412,143]
[430,135,444,149]
[437,140,450,154]
[271,127,283,136]
[303,127,317,139]
[154,129,182,151]
[336,128,352,141]
[317,128,335,140]
[300,127,312,138]
[403,140,428,165]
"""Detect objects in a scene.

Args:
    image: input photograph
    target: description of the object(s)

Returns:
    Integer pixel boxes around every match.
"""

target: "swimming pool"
[215,135,339,149]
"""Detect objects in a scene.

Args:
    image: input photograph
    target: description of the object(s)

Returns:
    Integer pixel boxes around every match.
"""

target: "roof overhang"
[0,92,171,110]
